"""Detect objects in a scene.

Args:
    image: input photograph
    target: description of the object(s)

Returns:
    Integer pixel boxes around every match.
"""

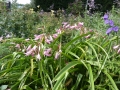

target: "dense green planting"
[0,4,120,90]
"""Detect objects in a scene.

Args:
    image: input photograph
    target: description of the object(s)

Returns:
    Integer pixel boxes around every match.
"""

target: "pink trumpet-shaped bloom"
[26,45,32,51]
[78,22,84,27]
[34,34,44,40]
[15,44,20,49]
[69,25,76,29]
[55,49,62,60]
[25,49,34,56]
[62,22,68,25]
[52,34,58,39]
[64,24,70,29]
[45,39,51,44]
[44,48,52,56]
[55,52,60,59]
[45,36,53,44]
[32,45,37,51]
[56,29,61,34]
[34,35,40,40]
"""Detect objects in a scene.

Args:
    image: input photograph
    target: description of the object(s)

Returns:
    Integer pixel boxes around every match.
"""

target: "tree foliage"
[30,0,119,13]
[31,0,75,11]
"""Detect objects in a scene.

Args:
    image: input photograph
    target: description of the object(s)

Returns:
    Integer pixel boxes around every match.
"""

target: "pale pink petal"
[49,36,53,41]
[34,34,45,41]
[32,45,37,51]
[36,53,41,60]
[31,52,35,56]
[55,49,62,60]
[55,52,60,59]
[26,45,32,51]
[34,35,41,40]
[44,48,52,56]
[62,22,68,25]
[78,22,84,27]
[52,34,58,38]
[64,24,70,29]
[25,49,34,56]
[113,45,119,50]
[117,48,120,53]
[69,26,76,29]
[56,29,61,34]
[45,36,53,44]
[15,44,20,49]
[85,35,91,38]
[74,24,79,30]
[6,34,11,38]
[45,39,51,44]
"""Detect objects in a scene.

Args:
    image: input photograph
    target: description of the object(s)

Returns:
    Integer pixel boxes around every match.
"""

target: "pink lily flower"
[25,49,34,56]
[45,36,53,44]
[44,48,52,56]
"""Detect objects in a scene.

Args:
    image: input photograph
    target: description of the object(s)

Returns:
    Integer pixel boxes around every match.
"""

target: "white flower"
[36,53,41,60]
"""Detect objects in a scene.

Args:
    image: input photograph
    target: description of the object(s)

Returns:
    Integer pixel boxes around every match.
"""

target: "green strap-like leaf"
[104,71,118,90]
[64,32,94,50]
[85,41,100,65]
[52,73,65,90]
[52,61,82,81]
[88,64,95,90]
[71,73,83,90]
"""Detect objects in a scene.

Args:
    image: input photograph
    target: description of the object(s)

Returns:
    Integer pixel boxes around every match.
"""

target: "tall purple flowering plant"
[103,13,119,35]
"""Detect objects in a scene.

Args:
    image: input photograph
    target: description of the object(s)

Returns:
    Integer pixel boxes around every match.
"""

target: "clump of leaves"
[0,42,13,58]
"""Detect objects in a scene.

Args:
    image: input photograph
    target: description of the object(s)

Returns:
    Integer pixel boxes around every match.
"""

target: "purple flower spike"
[103,14,109,20]
[106,27,113,35]
[109,20,114,26]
